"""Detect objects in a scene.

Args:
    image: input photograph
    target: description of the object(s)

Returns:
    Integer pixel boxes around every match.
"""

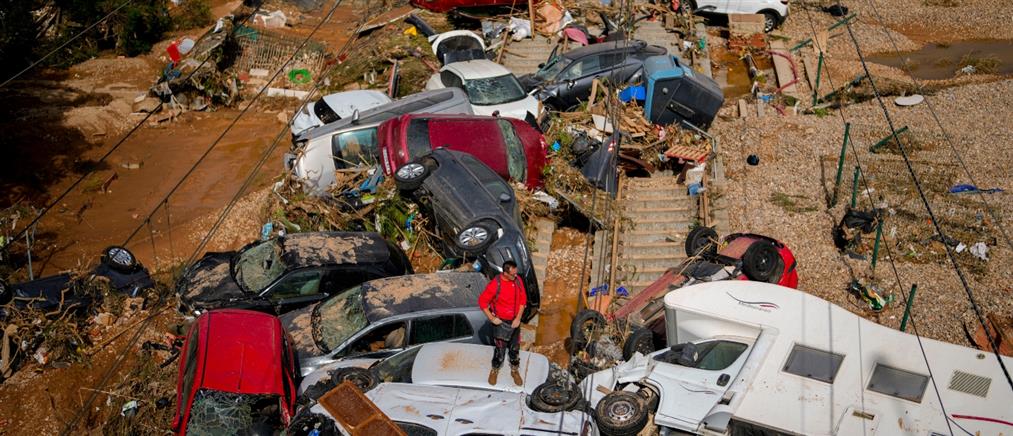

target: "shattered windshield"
[186,390,282,436]
[534,57,571,81]
[312,286,368,352]
[371,346,422,383]
[234,239,287,293]
[463,74,527,106]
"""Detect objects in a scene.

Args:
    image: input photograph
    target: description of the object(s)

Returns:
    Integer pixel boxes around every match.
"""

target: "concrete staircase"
[499,35,557,76]
[633,18,682,55]
[522,218,555,345]
[615,176,696,295]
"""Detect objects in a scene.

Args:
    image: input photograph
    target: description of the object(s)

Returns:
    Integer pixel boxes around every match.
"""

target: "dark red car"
[410,0,541,13]
[172,309,298,435]
[572,228,797,360]
[377,113,547,189]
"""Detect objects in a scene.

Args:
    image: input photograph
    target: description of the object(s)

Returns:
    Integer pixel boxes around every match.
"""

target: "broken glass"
[233,239,287,293]
[312,286,368,352]
[463,74,527,106]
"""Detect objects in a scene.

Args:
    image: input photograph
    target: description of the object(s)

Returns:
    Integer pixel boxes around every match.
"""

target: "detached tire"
[595,391,649,436]
[570,309,606,351]
[530,380,583,412]
[622,328,656,360]
[101,246,139,273]
[394,161,430,192]
[685,226,719,258]
[742,240,781,283]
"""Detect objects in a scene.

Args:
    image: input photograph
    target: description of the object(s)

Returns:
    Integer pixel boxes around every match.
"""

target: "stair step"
[624,206,692,215]
[622,231,684,244]
[627,220,692,232]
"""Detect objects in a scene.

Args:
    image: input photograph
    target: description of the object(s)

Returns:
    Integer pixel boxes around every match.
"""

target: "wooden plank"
[359,6,415,34]
[802,52,819,91]
[320,381,406,436]
[769,39,800,98]
[738,99,750,118]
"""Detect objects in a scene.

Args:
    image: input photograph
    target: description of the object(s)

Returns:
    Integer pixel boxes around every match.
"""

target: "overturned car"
[176,232,412,316]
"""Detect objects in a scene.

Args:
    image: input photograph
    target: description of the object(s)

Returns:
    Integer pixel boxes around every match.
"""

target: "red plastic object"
[166,41,182,63]
[171,309,298,435]
[378,114,548,189]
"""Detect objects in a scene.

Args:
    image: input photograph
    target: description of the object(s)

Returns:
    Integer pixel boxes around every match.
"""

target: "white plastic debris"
[532,191,559,209]
[955,242,967,253]
[969,242,988,260]
[508,17,531,41]
[258,10,287,28]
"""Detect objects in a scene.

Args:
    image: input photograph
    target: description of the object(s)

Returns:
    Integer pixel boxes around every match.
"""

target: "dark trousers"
[491,322,520,368]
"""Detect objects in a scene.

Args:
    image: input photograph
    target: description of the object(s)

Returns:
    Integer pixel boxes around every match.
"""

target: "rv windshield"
[656,340,748,371]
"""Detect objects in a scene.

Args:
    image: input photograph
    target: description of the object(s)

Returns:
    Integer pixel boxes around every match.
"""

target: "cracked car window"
[186,390,281,435]
[463,74,527,106]
[496,119,527,182]
[234,240,287,293]
[313,286,368,352]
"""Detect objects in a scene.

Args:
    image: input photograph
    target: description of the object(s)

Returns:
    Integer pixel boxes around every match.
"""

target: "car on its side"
[289,90,392,137]
[683,0,789,33]
[520,40,666,111]
[393,149,540,322]
[280,271,491,376]
[296,343,596,436]
[286,88,472,195]
[176,232,412,316]
[377,113,547,189]
[171,309,298,435]
[425,59,540,122]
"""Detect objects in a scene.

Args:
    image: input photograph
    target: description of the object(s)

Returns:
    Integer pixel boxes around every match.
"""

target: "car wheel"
[570,309,606,352]
[101,246,139,273]
[394,162,430,192]
[742,240,781,283]
[530,380,583,412]
[762,11,779,33]
[685,226,719,258]
[454,221,496,254]
[595,391,649,436]
[622,328,656,360]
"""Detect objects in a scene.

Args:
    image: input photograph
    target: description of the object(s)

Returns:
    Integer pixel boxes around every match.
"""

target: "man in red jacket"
[478,260,527,386]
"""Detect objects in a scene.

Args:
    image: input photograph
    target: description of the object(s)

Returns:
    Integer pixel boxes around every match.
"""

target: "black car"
[392,148,540,322]
[519,40,666,110]
[176,232,412,315]
[0,246,153,320]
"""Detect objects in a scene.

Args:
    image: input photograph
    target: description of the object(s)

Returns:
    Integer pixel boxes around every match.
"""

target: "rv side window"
[783,345,844,383]
[866,364,928,403]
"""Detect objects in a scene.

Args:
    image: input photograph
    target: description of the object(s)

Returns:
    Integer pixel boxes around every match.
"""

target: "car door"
[555,54,602,108]
[407,313,477,347]
[649,339,752,433]
[263,268,328,313]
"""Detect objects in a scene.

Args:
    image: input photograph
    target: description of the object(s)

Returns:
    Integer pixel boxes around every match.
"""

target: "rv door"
[647,339,753,433]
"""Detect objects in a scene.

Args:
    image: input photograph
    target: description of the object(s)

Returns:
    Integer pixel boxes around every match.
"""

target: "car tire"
[742,240,781,283]
[101,246,139,273]
[394,161,430,192]
[595,391,649,436]
[762,11,779,33]
[530,380,583,412]
[685,226,719,258]
[570,309,606,352]
[622,328,656,360]
[453,220,496,254]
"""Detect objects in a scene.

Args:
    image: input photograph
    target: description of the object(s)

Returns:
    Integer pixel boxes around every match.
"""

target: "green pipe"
[850,166,861,208]
[871,219,884,270]
[812,52,824,106]
[869,126,909,153]
[900,284,918,332]
[829,13,857,31]
[831,123,851,206]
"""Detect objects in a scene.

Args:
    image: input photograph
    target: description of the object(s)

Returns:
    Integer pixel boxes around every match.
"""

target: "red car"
[410,0,541,13]
[172,309,298,435]
[377,114,547,189]
[572,228,797,359]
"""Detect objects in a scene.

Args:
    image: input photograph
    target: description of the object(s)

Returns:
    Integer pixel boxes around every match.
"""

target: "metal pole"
[812,52,824,106]
[900,284,918,332]
[850,166,861,208]
[831,122,851,206]
[871,219,884,270]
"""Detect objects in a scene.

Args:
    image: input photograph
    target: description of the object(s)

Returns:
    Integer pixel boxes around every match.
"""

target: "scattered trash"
[509,17,532,41]
[120,400,139,417]
[894,94,925,106]
[746,155,760,166]
[257,10,288,29]
[618,86,646,103]
[970,242,989,260]
[949,184,1004,194]
[833,208,881,254]
[531,191,560,209]
[848,280,894,312]
[958,65,976,75]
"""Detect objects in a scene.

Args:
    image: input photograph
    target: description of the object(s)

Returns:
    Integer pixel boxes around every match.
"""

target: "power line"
[833,2,1013,393]
[858,0,1013,253]
[119,0,348,248]
[0,0,135,89]
[0,7,263,257]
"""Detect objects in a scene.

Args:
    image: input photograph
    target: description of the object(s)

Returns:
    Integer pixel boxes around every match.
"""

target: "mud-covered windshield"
[186,390,282,435]
[312,286,368,352]
[463,74,527,106]
[534,56,570,81]
[234,240,286,293]
[371,346,422,383]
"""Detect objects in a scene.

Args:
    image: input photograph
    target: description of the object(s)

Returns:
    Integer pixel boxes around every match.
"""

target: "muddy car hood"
[177,252,246,311]
[279,303,327,358]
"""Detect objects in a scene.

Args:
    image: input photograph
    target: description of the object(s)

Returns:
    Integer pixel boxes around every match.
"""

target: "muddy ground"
[0,0,1011,434]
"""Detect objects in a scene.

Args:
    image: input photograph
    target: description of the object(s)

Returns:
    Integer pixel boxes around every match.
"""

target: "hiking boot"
[510,366,523,386]
[488,368,499,385]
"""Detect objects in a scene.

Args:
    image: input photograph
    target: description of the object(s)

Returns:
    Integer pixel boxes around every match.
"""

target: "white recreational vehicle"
[581,280,1013,435]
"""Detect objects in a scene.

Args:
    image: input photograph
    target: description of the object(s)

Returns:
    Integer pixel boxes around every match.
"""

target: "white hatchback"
[687,0,790,32]
[425,59,540,121]
[289,90,391,136]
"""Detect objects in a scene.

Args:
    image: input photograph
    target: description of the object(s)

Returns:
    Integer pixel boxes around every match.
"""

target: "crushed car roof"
[443,59,512,79]
[278,231,391,267]
[411,342,550,394]
[361,271,486,323]
[298,88,469,142]
[198,309,286,395]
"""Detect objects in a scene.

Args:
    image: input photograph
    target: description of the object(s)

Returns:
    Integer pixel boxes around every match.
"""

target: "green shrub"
[174,0,213,30]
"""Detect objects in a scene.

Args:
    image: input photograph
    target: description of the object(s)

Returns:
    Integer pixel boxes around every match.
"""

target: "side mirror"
[499,193,511,202]
[717,373,731,386]
[566,80,575,89]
